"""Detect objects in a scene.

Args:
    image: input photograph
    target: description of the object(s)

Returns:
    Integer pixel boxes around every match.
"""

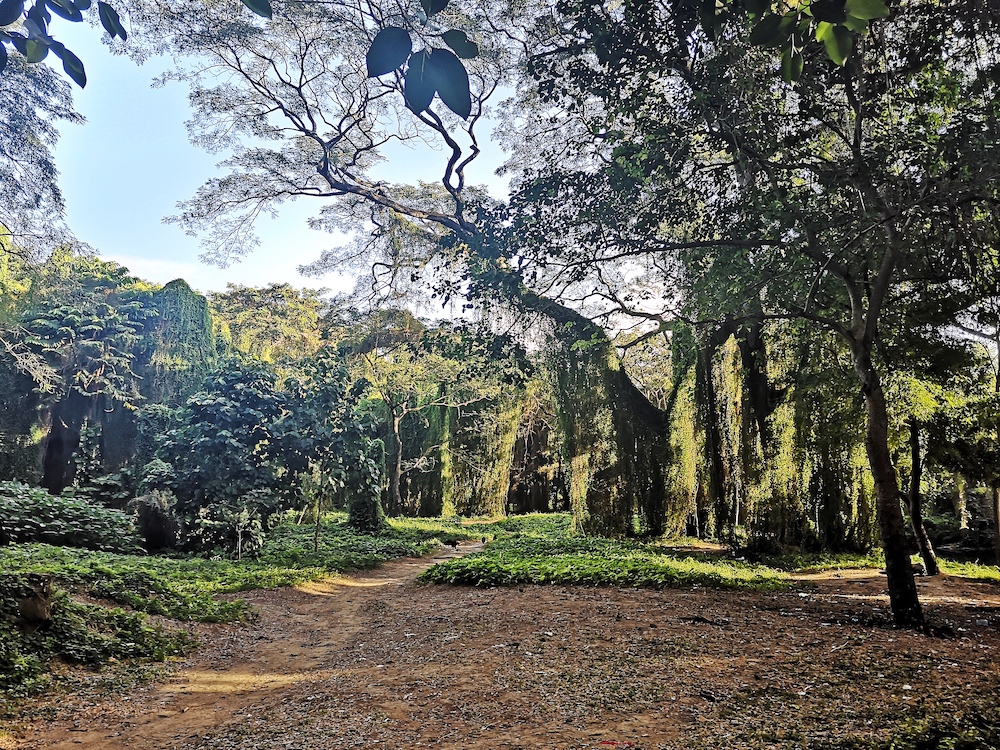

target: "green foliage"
[21,258,154,409]
[763,550,886,573]
[259,512,447,569]
[154,360,289,554]
[0,572,193,699]
[0,512,469,624]
[937,559,1000,584]
[279,348,385,533]
[0,544,255,622]
[419,514,790,590]
[209,283,323,363]
[0,481,140,553]
[874,709,1000,750]
[140,279,217,406]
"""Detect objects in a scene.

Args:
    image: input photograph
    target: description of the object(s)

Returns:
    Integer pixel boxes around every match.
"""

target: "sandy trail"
[14,546,1000,750]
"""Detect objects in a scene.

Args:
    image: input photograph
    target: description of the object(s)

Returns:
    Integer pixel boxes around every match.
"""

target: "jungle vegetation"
[0,0,998,658]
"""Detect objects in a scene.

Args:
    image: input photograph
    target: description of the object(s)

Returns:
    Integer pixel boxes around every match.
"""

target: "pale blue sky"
[50,20,507,295]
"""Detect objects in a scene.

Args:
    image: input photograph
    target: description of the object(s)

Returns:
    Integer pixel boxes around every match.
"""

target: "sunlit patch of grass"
[419,535,791,590]
[763,551,886,573]
[939,559,1000,583]
[0,511,466,700]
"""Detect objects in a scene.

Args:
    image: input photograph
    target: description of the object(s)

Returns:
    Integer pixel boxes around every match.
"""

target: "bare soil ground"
[8,543,1000,749]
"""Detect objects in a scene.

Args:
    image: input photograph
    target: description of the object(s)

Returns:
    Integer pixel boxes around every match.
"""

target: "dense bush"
[0,482,141,554]
[0,572,193,697]
[130,490,180,552]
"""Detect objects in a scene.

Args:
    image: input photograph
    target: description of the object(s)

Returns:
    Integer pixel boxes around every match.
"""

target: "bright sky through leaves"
[48,22,508,294]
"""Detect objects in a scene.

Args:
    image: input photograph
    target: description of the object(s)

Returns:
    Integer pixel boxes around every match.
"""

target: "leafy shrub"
[0,573,194,698]
[0,482,141,554]
[130,490,180,552]
[181,492,272,558]
[862,709,1000,750]
[74,471,136,510]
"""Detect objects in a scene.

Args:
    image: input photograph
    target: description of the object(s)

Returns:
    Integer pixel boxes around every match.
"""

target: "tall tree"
[126,0,673,536]
[20,253,155,493]
[210,283,324,362]
[497,0,1000,625]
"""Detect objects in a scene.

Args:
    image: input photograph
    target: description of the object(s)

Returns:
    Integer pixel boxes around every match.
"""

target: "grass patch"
[0,512,473,624]
[762,551,886,573]
[0,578,194,700]
[938,559,1000,583]
[419,525,791,590]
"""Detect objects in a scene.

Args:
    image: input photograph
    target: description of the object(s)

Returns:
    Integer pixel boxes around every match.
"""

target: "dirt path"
[13,547,1000,749]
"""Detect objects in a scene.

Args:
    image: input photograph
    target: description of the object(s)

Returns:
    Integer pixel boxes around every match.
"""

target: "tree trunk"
[390,414,404,517]
[516,290,668,537]
[854,348,924,628]
[993,485,1000,567]
[696,342,729,539]
[907,418,939,576]
[41,391,91,494]
[735,317,777,452]
[953,473,968,531]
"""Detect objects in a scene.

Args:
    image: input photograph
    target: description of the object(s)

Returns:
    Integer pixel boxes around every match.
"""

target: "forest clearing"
[5,516,1000,749]
[3,0,1000,747]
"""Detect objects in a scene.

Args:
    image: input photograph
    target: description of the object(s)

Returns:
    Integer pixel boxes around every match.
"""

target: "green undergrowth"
[879,709,1000,750]
[763,551,887,573]
[0,482,142,554]
[419,515,791,590]
[765,551,1000,584]
[0,574,194,700]
[820,703,1000,750]
[1,513,472,624]
[0,511,469,701]
[937,559,1000,583]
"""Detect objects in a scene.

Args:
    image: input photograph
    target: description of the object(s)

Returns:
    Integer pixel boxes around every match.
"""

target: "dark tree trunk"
[735,317,776,451]
[993,485,1000,567]
[41,391,91,495]
[854,348,924,628]
[907,418,939,576]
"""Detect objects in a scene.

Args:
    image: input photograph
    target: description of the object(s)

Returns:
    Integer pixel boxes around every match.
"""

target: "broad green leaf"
[97,2,127,39]
[366,26,411,77]
[60,44,85,87]
[427,47,471,119]
[845,0,888,19]
[823,24,852,65]
[809,0,846,23]
[45,0,82,22]
[843,13,869,31]
[744,0,769,16]
[239,0,271,19]
[0,0,23,26]
[23,16,45,37]
[748,13,789,47]
[404,49,435,113]
[420,0,448,17]
[24,38,47,62]
[780,48,803,83]
[0,44,6,73]
[75,0,91,9]
[441,29,478,59]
